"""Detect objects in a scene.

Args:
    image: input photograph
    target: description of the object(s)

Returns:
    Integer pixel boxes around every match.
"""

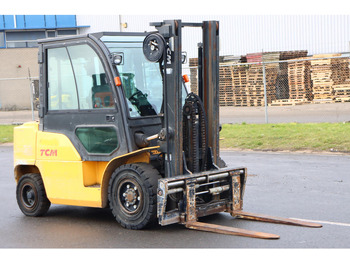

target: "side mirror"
[112,53,123,65]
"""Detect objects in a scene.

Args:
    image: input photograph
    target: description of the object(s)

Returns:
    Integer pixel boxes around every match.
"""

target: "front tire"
[108,163,161,230]
[16,173,51,217]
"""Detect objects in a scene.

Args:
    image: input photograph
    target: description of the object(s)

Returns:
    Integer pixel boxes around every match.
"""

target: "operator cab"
[38,32,187,162]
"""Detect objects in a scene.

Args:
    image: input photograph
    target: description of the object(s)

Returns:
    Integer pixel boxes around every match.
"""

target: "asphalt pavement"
[1,144,349,248]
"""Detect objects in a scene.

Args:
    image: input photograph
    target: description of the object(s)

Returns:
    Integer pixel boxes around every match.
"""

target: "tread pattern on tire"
[16,173,51,217]
[108,163,161,230]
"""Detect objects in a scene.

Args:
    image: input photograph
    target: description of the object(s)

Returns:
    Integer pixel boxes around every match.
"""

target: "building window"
[57,29,77,36]
[47,31,56,38]
[0,32,5,47]
[6,31,45,48]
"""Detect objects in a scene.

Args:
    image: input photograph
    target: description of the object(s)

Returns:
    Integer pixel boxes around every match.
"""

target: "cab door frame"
[38,36,130,161]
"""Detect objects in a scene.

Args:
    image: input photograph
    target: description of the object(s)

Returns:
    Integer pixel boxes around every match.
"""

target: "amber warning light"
[114,76,122,86]
[183,74,190,83]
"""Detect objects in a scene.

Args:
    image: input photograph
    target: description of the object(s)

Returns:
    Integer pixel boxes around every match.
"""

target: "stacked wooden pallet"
[331,57,350,85]
[237,64,278,107]
[269,98,310,106]
[189,58,199,94]
[246,52,280,63]
[287,58,313,101]
[277,50,308,100]
[280,50,308,60]
[219,64,235,106]
[334,81,350,102]
[310,55,338,103]
[331,57,350,102]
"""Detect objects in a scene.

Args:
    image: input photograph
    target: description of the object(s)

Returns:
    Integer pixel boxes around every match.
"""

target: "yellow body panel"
[33,131,103,207]
[14,124,157,208]
[35,160,103,207]
[13,122,38,166]
[36,131,81,161]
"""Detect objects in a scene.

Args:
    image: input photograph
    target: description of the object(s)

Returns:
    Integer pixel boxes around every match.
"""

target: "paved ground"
[220,103,350,124]
[1,145,349,248]
[1,102,350,125]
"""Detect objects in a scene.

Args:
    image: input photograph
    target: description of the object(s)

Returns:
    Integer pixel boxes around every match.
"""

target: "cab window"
[47,44,114,111]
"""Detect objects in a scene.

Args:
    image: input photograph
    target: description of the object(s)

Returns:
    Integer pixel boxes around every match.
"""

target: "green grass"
[2,123,350,153]
[0,125,14,144]
[220,122,350,153]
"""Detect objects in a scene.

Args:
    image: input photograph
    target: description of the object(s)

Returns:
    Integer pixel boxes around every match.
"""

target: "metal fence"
[0,77,38,120]
[184,53,350,124]
[1,50,350,125]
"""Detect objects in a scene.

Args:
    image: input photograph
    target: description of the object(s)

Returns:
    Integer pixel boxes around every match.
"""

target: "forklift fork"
[185,211,322,240]
[182,171,321,239]
[158,167,321,239]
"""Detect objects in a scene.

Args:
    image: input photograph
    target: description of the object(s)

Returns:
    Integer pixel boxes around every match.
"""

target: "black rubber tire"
[108,163,161,230]
[16,173,51,217]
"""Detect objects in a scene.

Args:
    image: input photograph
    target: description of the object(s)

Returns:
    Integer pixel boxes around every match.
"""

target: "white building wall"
[76,15,121,34]
[77,15,350,59]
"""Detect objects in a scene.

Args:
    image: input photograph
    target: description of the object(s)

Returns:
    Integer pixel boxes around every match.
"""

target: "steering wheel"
[128,90,143,102]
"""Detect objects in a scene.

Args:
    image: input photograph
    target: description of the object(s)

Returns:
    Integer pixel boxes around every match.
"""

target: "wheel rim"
[117,178,143,215]
[21,182,38,209]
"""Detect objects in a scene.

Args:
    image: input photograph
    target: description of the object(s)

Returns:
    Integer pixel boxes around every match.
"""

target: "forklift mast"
[145,20,220,178]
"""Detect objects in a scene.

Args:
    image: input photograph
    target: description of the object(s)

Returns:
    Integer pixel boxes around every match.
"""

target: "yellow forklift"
[13,20,321,239]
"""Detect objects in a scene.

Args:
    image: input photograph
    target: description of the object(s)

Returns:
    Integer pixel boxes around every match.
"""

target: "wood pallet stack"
[232,52,278,106]
[328,56,350,102]
[333,56,350,102]
[219,64,235,106]
[280,50,308,60]
[331,57,350,85]
[230,65,248,106]
[287,58,313,101]
[269,98,310,106]
[239,64,278,106]
[189,58,199,94]
[310,55,337,103]
[334,82,350,102]
[309,54,350,103]
[218,56,246,106]
[277,50,308,100]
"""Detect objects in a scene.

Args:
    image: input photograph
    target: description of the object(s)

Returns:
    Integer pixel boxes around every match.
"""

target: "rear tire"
[108,163,161,230]
[16,173,51,217]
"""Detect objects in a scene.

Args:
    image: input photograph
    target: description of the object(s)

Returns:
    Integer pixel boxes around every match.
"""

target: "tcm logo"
[40,149,57,157]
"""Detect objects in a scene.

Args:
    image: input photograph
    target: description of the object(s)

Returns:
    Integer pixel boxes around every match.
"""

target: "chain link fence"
[0,47,39,115]
[185,52,350,124]
[1,48,350,124]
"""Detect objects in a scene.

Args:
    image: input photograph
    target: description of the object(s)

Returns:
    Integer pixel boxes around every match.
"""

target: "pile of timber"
[219,64,235,106]
[189,58,199,94]
[269,98,310,106]
[310,54,337,103]
[277,50,308,100]
[334,81,350,102]
[190,51,350,107]
[310,54,350,103]
[246,52,280,63]
[329,56,350,102]
[287,57,313,101]
[241,64,278,106]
